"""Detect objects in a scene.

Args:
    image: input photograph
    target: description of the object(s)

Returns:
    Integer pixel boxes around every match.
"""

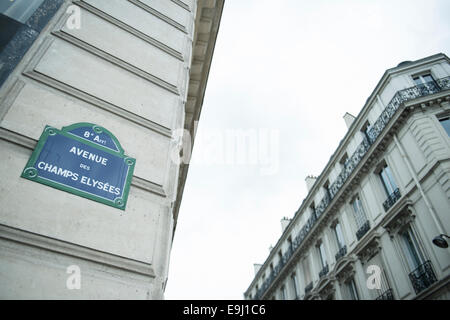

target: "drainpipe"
[392,134,445,235]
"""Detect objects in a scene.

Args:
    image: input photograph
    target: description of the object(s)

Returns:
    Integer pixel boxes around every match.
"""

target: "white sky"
[165,0,450,300]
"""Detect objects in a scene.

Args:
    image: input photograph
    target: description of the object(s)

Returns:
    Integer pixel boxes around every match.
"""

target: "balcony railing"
[335,245,347,262]
[319,264,329,279]
[251,77,450,300]
[356,220,370,241]
[409,260,438,294]
[304,282,313,295]
[375,288,394,300]
[383,188,401,212]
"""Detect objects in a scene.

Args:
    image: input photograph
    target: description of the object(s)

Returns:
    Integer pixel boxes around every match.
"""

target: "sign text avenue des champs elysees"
[21,123,136,210]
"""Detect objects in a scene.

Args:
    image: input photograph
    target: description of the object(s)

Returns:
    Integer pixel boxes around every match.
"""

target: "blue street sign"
[21,123,136,210]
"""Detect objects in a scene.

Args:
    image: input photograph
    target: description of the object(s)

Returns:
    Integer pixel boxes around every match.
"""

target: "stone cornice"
[172,0,225,234]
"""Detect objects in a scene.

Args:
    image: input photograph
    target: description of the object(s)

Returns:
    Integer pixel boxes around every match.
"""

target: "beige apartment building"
[245,53,450,300]
[0,0,223,299]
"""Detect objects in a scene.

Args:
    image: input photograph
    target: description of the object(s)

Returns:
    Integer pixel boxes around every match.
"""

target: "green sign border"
[21,123,136,211]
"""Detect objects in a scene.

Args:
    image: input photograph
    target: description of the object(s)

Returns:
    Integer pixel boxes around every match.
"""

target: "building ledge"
[172,0,225,234]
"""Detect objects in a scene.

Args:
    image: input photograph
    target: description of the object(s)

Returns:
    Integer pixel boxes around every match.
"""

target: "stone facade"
[0,0,223,299]
[245,54,450,300]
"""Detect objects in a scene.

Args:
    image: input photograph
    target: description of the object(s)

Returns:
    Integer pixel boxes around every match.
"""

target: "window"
[280,286,287,300]
[324,180,330,199]
[413,73,435,86]
[1,0,45,51]
[318,242,327,268]
[379,164,398,196]
[340,153,349,168]
[438,117,450,137]
[291,274,299,298]
[334,222,345,249]
[400,227,426,272]
[1,0,45,23]
[278,250,283,264]
[361,120,373,142]
[0,0,63,88]
[310,203,316,219]
[302,258,311,285]
[351,196,367,229]
[346,278,359,300]
[367,254,392,299]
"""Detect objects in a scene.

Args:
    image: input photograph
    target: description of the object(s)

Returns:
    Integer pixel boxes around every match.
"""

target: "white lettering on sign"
[37,161,121,196]
[83,131,107,145]
[80,176,121,195]
[38,162,79,181]
[69,146,108,165]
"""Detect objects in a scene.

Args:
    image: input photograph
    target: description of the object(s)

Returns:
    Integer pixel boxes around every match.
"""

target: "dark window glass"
[334,223,345,249]
[0,0,45,23]
[347,278,359,300]
[413,74,435,86]
[351,196,367,229]
[318,242,327,268]
[0,14,22,52]
[439,117,450,137]
[401,227,425,271]
[379,165,398,196]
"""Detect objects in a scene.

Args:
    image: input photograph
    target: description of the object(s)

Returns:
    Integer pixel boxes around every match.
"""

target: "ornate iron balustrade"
[375,288,394,300]
[319,264,329,279]
[251,77,450,300]
[356,220,370,241]
[382,188,401,212]
[335,245,347,262]
[304,282,313,295]
[409,260,438,294]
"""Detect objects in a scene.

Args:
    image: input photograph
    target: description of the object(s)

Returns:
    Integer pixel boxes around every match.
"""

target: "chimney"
[253,263,262,275]
[305,175,317,192]
[281,217,291,232]
[343,112,356,129]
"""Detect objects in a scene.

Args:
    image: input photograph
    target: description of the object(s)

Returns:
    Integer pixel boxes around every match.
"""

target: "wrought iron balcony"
[304,282,313,295]
[335,245,347,262]
[409,260,438,294]
[382,188,401,212]
[319,264,329,279]
[251,77,450,300]
[356,220,370,241]
[375,288,394,300]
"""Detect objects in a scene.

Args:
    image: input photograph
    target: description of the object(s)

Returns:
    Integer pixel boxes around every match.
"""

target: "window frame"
[345,277,360,300]
[350,195,367,229]
[399,225,427,272]
[437,115,450,137]
[317,241,328,269]
[291,273,299,298]
[379,164,398,196]
[333,221,346,250]
[0,0,64,89]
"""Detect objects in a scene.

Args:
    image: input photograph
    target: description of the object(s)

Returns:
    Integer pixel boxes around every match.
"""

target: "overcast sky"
[165,0,450,300]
